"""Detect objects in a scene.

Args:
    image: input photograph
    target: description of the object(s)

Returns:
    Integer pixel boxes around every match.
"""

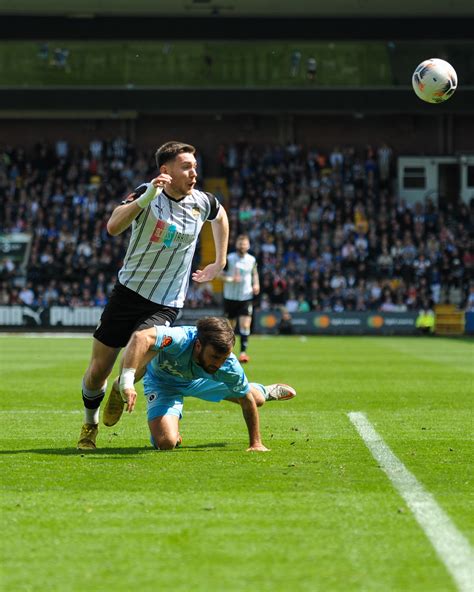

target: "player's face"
[236,238,250,255]
[195,342,231,374]
[162,152,197,196]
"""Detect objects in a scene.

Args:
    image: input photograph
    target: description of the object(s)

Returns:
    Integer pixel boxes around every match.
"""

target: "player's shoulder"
[155,324,196,349]
[190,188,216,203]
[170,325,197,343]
[219,352,243,373]
[190,189,220,220]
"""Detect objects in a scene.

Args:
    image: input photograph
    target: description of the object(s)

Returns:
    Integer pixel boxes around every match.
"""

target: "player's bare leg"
[77,339,120,450]
[226,383,296,407]
[148,415,181,450]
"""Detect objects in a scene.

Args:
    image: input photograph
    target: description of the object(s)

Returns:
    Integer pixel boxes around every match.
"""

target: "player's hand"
[121,387,138,414]
[253,286,260,295]
[246,444,270,452]
[192,262,224,283]
[151,173,172,188]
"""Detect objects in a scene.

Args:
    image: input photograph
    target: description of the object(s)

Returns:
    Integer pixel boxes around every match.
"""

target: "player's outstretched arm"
[192,207,229,283]
[238,392,270,452]
[119,327,157,413]
[107,174,172,236]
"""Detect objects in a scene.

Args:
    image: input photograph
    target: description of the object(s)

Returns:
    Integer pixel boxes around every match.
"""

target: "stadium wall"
[1,306,472,336]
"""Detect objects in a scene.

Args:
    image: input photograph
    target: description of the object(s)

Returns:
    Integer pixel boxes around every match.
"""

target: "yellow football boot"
[77,423,98,450]
[103,381,125,427]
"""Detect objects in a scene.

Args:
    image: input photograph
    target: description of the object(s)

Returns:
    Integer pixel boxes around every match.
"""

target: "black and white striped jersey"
[118,184,220,308]
[223,252,257,301]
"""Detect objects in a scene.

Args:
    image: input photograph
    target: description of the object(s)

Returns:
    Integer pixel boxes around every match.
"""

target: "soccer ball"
[412,58,457,104]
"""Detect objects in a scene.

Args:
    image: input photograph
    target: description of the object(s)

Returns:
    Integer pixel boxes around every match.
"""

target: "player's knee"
[155,435,177,450]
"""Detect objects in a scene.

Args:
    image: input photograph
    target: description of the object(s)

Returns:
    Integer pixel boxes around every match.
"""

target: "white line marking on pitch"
[0,410,82,414]
[0,333,90,338]
[348,412,474,592]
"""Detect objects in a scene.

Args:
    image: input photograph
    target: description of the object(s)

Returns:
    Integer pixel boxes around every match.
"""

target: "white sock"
[82,379,106,426]
[84,407,100,425]
[251,383,268,400]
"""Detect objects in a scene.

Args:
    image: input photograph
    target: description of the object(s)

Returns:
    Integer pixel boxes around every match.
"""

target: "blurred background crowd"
[0,138,472,313]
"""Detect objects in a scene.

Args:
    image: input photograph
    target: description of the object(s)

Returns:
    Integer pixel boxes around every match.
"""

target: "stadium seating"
[0,139,471,313]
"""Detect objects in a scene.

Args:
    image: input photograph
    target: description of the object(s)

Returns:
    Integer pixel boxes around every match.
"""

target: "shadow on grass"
[0,442,230,456]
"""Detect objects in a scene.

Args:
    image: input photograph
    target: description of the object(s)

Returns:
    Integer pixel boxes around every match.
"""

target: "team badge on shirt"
[161,336,173,348]
[191,205,201,219]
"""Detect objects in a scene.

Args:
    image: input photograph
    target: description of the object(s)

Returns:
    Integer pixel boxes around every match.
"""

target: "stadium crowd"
[0,138,472,313]
[221,141,472,313]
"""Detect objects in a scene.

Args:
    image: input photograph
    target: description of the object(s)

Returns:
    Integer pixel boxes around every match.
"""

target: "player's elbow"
[106,207,127,236]
[106,219,120,236]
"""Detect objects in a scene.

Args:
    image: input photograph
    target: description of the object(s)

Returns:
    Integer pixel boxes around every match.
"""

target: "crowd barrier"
[0,306,222,330]
[0,306,472,336]
[255,310,420,335]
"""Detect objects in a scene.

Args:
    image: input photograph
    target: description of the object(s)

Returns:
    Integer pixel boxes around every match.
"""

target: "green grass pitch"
[1,334,472,591]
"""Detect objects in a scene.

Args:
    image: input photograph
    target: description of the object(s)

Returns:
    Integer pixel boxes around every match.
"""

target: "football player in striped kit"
[78,141,229,450]
[222,234,260,363]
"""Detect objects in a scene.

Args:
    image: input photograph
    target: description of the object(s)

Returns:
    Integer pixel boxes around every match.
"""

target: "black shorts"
[93,282,179,348]
[223,298,253,320]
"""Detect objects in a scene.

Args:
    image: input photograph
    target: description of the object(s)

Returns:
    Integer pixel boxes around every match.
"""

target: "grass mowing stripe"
[348,412,474,592]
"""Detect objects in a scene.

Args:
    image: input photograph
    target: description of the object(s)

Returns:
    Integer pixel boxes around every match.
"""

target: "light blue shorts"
[145,378,249,421]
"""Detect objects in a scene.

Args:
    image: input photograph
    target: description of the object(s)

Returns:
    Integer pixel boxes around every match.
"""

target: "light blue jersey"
[143,325,251,421]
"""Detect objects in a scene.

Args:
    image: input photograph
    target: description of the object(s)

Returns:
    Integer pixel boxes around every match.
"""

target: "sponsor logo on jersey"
[150,219,195,247]
[151,220,177,247]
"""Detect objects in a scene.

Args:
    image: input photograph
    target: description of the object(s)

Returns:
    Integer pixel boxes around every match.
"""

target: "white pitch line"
[0,333,90,338]
[0,410,82,414]
[0,409,213,415]
[348,411,474,592]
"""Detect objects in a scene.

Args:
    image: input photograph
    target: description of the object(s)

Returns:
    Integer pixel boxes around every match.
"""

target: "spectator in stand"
[18,283,35,307]
[0,140,471,319]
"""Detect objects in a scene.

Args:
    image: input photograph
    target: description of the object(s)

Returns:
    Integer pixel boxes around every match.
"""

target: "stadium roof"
[0,0,473,17]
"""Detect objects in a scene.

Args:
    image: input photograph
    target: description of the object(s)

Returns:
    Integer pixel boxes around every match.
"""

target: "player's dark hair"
[196,317,235,354]
[155,141,196,168]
